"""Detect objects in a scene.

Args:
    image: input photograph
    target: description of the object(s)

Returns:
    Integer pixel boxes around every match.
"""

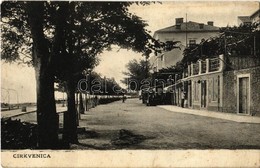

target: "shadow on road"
[74,129,155,150]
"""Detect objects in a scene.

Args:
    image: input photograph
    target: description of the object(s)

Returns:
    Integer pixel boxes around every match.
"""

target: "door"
[201,80,207,108]
[238,77,249,114]
[189,84,192,107]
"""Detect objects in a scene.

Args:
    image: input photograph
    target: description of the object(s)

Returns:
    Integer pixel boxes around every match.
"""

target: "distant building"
[237,16,252,26]
[250,9,260,23]
[238,8,260,25]
[150,18,220,72]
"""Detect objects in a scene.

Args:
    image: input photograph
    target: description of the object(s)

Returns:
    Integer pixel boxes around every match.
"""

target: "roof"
[250,9,260,18]
[154,21,219,34]
[238,16,252,23]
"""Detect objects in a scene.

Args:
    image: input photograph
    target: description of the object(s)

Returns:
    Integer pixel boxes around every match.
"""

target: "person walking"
[181,90,185,108]
[122,94,126,103]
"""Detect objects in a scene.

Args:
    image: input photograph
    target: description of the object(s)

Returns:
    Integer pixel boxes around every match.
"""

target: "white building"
[150,18,220,72]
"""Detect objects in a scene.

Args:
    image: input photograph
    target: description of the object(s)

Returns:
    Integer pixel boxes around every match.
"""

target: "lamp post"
[1,88,20,110]
[1,88,10,109]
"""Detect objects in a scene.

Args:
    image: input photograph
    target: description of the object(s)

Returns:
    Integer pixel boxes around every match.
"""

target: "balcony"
[209,58,220,72]
[186,54,224,78]
[193,62,199,75]
[201,61,207,73]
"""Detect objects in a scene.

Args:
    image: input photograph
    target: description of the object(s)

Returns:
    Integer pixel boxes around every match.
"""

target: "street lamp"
[1,88,10,109]
[1,88,21,110]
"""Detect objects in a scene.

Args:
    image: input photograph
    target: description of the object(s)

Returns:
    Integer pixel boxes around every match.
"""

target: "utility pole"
[185,13,188,47]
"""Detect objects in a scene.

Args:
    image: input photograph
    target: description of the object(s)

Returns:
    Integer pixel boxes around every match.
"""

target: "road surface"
[5,99,260,149]
[74,98,260,149]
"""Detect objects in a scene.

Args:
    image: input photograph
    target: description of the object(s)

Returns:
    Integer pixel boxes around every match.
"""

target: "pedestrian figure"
[181,90,185,108]
[94,95,98,106]
[122,94,126,103]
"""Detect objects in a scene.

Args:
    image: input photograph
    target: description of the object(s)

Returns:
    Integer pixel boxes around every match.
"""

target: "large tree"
[1,1,161,148]
[53,2,163,144]
[2,1,62,148]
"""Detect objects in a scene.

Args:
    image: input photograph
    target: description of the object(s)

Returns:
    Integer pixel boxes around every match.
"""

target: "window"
[199,23,204,29]
[189,39,196,47]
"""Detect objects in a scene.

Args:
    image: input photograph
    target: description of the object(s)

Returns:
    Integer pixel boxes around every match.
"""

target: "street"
[74,98,260,149]
[6,98,260,149]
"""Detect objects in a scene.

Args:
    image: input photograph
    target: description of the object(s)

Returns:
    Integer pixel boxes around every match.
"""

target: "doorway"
[201,80,207,108]
[238,76,250,114]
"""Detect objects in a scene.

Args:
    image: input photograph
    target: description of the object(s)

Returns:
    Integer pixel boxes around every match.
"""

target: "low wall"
[223,66,260,116]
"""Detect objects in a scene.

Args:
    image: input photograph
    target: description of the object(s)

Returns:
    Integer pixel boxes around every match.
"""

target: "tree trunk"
[34,59,59,149]
[27,2,59,149]
[63,79,78,144]
[79,93,84,114]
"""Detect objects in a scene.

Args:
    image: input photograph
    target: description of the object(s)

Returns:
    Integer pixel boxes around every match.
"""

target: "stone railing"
[201,60,207,73]
[193,62,199,75]
[209,57,220,72]
[186,54,224,77]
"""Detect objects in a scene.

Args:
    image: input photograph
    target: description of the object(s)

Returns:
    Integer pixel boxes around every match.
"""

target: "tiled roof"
[155,21,219,33]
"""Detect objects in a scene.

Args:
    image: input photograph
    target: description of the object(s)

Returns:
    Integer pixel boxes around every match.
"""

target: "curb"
[158,105,260,124]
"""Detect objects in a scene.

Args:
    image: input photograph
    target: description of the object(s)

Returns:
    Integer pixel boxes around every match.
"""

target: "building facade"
[178,55,260,116]
[238,8,260,26]
[150,18,220,71]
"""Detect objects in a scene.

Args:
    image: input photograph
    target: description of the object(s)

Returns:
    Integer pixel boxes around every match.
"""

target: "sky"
[1,1,259,103]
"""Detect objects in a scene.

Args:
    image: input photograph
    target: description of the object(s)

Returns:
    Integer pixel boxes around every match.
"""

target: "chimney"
[199,23,204,29]
[175,18,183,29]
[176,18,184,25]
[207,21,214,26]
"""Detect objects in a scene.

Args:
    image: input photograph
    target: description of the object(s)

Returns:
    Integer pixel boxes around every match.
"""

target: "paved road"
[74,98,260,149]
[4,99,260,149]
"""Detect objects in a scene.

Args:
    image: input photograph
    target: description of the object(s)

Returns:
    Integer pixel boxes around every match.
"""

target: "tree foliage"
[122,59,151,90]
[181,23,260,69]
[1,1,164,148]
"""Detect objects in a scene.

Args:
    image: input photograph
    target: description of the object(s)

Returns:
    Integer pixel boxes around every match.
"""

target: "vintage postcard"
[1,1,260,167]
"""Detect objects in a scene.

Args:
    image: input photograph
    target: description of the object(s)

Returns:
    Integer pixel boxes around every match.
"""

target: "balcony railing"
[187,55,224,78]
[209,57,220,72]
[183,68,188,78]
[201,61,207,73]
[193,62,199,75]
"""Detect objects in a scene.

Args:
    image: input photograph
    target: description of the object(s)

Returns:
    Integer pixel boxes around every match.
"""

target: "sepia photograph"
[1,0,260,167]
